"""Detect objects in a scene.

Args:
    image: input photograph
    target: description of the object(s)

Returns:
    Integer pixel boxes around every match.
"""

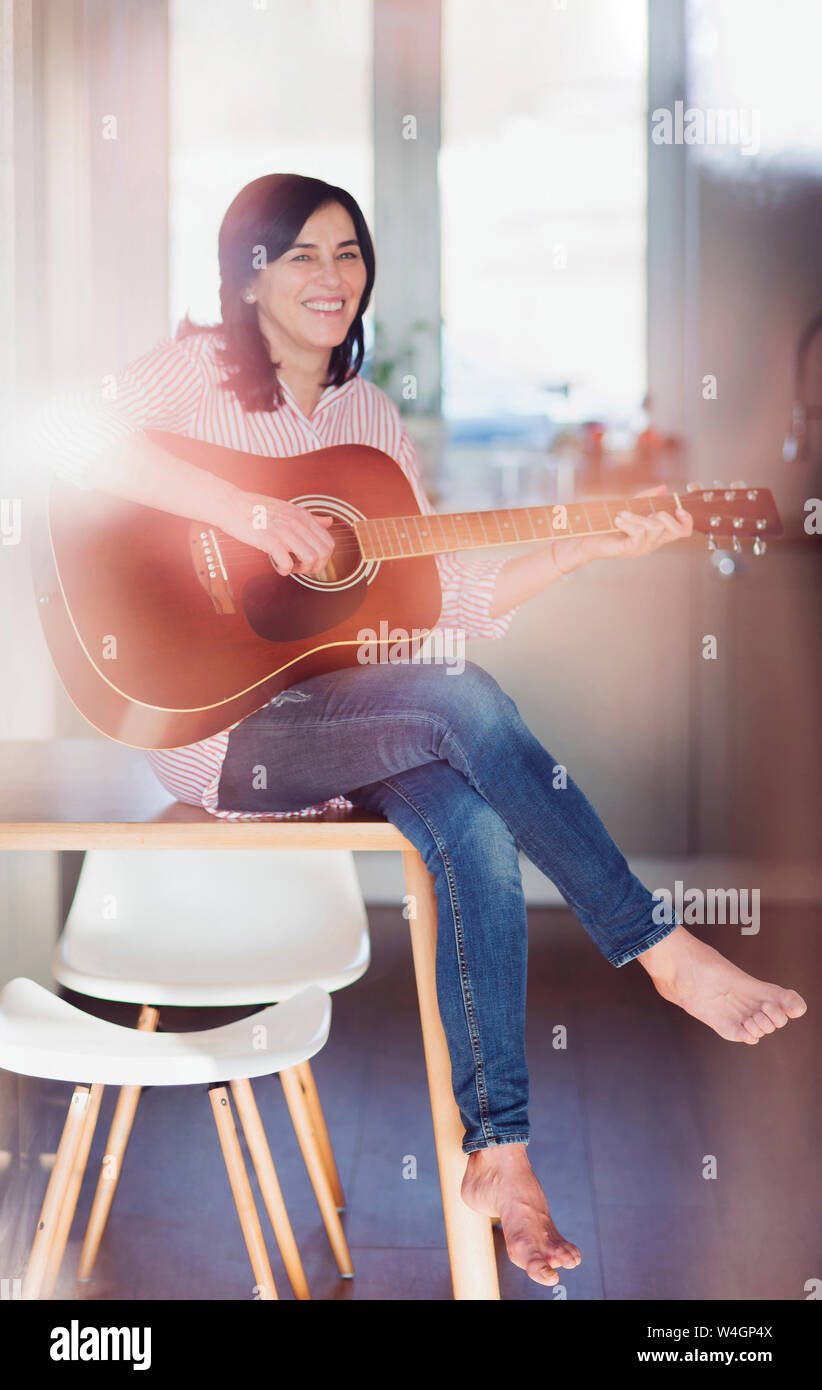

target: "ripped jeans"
[216,661,678,1153]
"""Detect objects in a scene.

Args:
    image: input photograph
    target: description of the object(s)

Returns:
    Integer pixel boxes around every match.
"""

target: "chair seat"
[52,849,370,1006]
[0,977,331,1087]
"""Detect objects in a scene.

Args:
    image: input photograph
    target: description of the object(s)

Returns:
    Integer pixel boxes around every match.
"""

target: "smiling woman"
[177,174,376,418]
[243,204,369,419]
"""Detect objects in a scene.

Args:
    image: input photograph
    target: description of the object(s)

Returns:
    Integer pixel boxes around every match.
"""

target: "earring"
[242,291,255,304]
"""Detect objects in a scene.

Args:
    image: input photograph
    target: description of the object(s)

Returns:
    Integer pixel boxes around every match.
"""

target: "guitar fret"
[585,501,610,534]
[365,519,384,560]
[375,516,391,559]
[394,515,412,555]
[381,515,394,556]
[388,514,404,557]
[362,493,689,561]
[559,506,577,537]
[384,518,396,558]
[415,515,433,553]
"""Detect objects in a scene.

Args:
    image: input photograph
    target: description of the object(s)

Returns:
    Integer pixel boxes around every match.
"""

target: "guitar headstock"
[681,482,782,555]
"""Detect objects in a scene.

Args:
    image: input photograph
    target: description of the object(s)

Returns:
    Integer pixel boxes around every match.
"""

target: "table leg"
[401,849,500,1301]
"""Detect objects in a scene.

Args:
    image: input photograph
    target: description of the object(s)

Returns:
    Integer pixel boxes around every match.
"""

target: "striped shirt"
[33,327,517,819]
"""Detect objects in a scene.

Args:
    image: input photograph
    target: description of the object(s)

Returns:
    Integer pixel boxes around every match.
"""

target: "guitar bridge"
[189,524,236,615]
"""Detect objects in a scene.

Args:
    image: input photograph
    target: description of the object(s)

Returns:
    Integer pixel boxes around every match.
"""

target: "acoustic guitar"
[32,430,783,749]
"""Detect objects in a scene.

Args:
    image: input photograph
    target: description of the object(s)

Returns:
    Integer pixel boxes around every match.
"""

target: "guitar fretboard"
[354,494,683,561]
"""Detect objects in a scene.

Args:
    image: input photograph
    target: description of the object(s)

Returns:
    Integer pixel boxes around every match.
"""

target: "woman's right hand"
[214,488,336,577]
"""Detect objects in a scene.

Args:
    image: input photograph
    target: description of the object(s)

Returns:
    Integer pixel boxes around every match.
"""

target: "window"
[687,0,822,172]
[440,0,648,439]
[169,0,373,329]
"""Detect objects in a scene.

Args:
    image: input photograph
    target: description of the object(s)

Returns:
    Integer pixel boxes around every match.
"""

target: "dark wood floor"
[4,904,820,1301]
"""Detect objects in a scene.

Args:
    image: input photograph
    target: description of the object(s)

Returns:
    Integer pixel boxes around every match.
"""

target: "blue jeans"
[216,660,678,1153]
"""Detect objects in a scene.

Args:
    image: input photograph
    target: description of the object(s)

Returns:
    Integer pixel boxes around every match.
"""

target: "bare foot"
[637,925,807,1044]
[461,1143,581,1287]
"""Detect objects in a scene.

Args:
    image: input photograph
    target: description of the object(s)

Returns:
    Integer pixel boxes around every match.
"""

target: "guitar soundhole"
[241,519,369,643]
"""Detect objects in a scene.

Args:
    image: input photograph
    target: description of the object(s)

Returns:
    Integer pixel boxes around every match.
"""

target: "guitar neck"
[353,494,684,561]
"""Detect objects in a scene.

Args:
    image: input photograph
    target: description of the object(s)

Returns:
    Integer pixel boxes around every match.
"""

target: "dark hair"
[178,173,375,412]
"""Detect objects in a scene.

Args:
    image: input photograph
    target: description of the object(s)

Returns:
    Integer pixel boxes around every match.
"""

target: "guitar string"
[209,498,686,561]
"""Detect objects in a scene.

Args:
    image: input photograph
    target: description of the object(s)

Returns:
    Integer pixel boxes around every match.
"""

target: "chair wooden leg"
[208,1085,278,1300]
[230,1077,310,1301]
[402,849,501,1301]
[78,1005,159,1280]
[22,1084,97,1300]
[295,1059,345,1210]
[40,1082,103,1300]
[279,1066,353,1279]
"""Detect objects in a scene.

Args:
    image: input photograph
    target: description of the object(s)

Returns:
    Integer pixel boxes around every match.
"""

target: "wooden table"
[0,739,500,1300]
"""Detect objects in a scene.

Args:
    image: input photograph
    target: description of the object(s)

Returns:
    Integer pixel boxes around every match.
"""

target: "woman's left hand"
[557,485,693,569]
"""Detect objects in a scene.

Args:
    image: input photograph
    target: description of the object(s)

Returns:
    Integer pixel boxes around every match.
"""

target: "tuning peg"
[731,536,742,553]
[752,536,767,557]
[729,479,747,489]
[707,534,717,552]
[685,481,703,493]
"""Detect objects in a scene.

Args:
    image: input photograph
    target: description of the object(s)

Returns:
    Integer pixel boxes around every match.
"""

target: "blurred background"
[0,0,821,1301]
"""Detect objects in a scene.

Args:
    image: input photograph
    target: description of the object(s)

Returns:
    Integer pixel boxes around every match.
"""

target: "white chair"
[50,848,370,1294]
[0,975,332,1301]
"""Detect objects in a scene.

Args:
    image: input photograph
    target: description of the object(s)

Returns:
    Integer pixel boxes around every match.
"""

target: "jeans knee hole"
[269,689,312,707]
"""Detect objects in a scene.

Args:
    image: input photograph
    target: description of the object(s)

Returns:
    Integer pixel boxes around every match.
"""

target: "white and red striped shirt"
[34,327,517,818]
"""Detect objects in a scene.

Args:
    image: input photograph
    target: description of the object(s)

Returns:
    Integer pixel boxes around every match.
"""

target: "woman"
[37,174,806,1289]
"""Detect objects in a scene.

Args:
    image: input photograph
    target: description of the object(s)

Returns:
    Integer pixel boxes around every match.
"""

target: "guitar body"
[33,433,442,748]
